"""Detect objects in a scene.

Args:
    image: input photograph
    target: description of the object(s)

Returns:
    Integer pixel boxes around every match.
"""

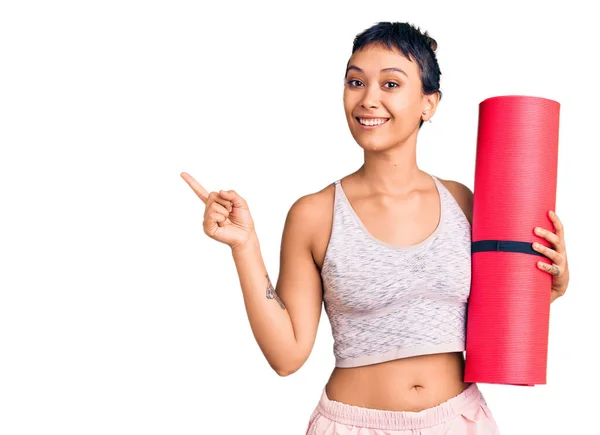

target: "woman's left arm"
[531,210,570,304]
[444,180,569,305]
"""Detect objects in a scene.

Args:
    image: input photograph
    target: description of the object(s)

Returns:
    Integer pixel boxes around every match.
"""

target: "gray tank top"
[321,174,471,368]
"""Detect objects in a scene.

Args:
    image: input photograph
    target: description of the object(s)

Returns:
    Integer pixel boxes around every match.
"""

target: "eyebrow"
[345,65,408,78]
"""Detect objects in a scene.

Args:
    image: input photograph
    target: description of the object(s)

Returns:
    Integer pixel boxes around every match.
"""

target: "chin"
[353,135,391,152]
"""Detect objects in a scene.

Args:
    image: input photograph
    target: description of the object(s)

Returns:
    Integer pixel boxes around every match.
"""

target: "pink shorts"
[306,383,500,434]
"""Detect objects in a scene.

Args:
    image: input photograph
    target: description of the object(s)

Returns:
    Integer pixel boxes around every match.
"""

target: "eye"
[384,82,399,89]
[346,79,364,87]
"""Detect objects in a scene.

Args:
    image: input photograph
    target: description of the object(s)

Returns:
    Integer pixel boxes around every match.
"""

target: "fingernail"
[549,210,554,216]
[533,242,539,249]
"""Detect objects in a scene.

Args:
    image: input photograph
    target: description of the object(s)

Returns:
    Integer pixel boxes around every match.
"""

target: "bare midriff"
[325,352,470,412]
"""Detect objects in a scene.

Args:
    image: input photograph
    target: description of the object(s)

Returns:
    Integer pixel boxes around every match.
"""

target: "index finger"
[180,172,209,203]
[549,210,565,239]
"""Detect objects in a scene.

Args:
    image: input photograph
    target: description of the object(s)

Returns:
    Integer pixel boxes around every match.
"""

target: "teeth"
[359,118,388,126]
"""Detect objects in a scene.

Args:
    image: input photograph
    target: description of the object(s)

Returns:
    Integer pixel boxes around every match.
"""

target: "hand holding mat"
[532,213,570,304]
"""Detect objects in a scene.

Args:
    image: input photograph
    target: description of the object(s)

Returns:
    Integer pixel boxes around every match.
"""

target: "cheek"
[343,91,354,115]
[385,95,414,117]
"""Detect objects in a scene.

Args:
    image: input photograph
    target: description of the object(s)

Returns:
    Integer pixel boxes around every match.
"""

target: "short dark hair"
[348,22,442,128]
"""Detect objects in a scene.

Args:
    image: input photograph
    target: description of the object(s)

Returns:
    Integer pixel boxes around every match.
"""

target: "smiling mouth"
[356,117,390,127]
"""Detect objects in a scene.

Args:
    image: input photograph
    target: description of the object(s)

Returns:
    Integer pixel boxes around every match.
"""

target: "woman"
[181,22,570,434]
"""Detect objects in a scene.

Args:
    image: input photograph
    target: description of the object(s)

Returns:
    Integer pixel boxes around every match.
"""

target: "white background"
[0,1,597,434]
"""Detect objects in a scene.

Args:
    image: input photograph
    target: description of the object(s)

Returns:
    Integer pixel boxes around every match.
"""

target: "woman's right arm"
[230,194,324,376]
[180,172,324,377]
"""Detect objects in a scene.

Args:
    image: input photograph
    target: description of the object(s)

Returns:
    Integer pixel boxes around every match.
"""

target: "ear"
[421,91,440,122]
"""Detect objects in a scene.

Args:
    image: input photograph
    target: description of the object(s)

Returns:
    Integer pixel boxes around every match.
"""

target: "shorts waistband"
[317,383,483,430]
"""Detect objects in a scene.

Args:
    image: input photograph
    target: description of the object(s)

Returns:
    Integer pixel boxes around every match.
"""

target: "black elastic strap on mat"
[471,240,546,258]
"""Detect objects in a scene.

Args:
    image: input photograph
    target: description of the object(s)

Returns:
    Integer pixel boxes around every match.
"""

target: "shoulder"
[284,183,335,264]
[284,182,335,237]
[437,177,473,226]
[287,182,335,220]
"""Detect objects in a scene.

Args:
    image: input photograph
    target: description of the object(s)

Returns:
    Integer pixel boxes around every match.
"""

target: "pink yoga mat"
[464,95,560,386]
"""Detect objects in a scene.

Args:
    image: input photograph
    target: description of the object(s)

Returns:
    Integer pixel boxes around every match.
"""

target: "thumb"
[219,189,247,209]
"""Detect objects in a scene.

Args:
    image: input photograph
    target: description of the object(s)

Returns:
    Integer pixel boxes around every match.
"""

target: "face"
[343,43,437,151]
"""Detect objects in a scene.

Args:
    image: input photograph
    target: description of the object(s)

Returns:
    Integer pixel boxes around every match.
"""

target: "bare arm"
[231,195,324,376]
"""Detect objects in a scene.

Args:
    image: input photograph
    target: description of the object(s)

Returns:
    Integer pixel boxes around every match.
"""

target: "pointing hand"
[181,172,256,249]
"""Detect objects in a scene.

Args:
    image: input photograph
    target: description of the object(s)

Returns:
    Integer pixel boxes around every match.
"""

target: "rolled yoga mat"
[464,95,560,386]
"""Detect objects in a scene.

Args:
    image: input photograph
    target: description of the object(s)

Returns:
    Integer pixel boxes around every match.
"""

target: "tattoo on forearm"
[265,274,286,310]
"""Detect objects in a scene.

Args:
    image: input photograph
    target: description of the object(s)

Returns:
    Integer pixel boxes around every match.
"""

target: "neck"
[357,135,423,195]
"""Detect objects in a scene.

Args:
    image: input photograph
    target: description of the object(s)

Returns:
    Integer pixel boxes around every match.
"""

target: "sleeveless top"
[320,174,472,368]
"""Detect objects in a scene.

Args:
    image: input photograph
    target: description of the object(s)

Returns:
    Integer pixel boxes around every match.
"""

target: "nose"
[360,84,380,110]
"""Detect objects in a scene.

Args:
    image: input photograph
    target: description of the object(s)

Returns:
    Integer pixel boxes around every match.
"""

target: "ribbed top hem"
[335,343,466,368]
[317,383,481,430]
